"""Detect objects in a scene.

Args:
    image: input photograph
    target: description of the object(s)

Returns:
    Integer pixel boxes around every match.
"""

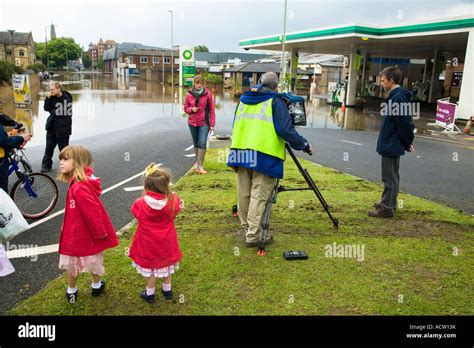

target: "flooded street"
[0,71,440,150]
[2,72,197,147]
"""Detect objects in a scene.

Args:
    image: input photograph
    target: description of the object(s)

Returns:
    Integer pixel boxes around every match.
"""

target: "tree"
[194,45,209,52]
[27,62,46,73]
[202,72,223,87]
[34,38,82,68]
[82,54,92,69]
[35,42,46,65]
[0,61,23,85]
[97,56,104,70]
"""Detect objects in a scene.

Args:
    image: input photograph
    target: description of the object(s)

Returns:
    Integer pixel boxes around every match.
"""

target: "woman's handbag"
[0,189,29,243]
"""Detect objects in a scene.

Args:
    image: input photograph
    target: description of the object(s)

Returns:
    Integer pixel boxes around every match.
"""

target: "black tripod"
[257,143,339,256]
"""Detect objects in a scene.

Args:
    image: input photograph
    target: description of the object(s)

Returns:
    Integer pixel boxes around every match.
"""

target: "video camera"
[280,93,307,127]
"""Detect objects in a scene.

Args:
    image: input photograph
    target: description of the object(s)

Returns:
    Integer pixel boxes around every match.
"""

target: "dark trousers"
[380,155,400,210]
[188,124,209,149]
[41,131,70,170]
[0,156,10,193]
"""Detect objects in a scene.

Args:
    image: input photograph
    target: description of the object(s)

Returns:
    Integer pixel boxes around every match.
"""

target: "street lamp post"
[44,26,49,69]
[162,50,165,113]
[162,50,165,91]
[280,0,288,90]
[7,30,15,65]
[168,10,174,100]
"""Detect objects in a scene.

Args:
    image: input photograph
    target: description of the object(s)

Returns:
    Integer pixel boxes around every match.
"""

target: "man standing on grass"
[227,72,312,247]
[368,66,415,218]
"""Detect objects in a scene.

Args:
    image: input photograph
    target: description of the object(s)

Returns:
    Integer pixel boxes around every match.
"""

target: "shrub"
[0,61,16,85]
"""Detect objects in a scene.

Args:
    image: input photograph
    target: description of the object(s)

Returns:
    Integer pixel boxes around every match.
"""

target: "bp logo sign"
[182,50,193,60]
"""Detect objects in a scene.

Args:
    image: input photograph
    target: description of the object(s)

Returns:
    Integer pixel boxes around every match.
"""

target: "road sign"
[12,74,32,105]
[179,47,197,115]
[180,47,196,88]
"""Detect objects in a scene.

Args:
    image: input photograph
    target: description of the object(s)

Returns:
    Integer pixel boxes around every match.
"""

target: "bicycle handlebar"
[8,126,29,149]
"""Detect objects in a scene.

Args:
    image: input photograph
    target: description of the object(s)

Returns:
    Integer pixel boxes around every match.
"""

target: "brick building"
[120,49,179,72]
[88,38,116,69]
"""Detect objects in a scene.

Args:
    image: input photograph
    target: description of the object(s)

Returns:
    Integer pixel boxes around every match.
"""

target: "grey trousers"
[380,156,400,210]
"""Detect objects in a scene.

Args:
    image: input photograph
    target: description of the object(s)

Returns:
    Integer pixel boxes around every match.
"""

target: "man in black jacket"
[41,82,73,173]
[368,66,415,218]
[0,113,32,193]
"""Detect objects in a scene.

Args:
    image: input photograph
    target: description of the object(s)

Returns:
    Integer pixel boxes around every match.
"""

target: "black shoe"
[140,290,155,303]
[374,202,397,211]
[91,280,106,297]
[368,207,394,218]
[162,289,173,300]
[246,236,274,248]
[41,167,52,173]
[66,290,78,304]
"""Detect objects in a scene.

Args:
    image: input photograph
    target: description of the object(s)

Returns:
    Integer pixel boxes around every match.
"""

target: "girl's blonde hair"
[58,146,93,182]
[144,163,175,214]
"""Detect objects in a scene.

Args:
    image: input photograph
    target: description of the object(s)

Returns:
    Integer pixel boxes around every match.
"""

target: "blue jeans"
[188,124,209,150]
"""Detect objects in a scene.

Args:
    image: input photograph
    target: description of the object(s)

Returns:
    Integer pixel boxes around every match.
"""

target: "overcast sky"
[0,0,472,53]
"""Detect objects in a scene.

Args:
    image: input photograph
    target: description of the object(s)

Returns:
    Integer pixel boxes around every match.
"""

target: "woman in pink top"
[183,75,216,174]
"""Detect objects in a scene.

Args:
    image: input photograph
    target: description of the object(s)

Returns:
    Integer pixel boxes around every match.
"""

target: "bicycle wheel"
[10,173,59,219]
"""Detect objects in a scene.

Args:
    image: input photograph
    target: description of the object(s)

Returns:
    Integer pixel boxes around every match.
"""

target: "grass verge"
[8,148,474,315]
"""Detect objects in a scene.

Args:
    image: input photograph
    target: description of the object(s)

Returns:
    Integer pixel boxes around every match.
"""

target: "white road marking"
[340,140,362,146]
[313,163,322,167]
[6,243,58,259]
[185,145,194,151]
[185,154,196,157]
[12,164,162,258]
[123,186,144,192]
[28,209,65,229]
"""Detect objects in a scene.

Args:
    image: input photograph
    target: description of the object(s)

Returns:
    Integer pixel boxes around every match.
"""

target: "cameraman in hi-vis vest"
[227,71,312,247]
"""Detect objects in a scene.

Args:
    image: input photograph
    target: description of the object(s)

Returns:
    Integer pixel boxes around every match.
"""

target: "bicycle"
[7,128,59,219]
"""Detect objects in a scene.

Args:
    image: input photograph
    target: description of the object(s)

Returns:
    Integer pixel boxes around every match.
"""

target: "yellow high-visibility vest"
[231,98,286,160]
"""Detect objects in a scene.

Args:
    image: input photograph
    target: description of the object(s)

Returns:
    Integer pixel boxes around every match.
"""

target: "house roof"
[226,62,280,73]
[225,62,313,74]
[103,42,170,60]
[195,51,270,63]
[0,31,32,45]
[124,49,175,56]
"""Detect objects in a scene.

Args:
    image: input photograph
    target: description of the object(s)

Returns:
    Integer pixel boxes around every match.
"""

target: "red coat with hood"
[58,167,119,256]
[129,191,182,269]
[184,87,216,127]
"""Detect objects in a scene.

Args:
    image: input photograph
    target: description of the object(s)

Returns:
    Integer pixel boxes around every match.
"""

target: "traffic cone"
[463,116,472,134]
[341,100,346,113]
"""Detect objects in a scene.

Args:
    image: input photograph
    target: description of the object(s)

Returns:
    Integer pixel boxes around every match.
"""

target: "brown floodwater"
[0,71,432,148]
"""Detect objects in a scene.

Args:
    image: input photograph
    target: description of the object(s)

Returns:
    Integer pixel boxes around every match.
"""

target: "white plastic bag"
[0,244,15,276]
[0,189,29,243]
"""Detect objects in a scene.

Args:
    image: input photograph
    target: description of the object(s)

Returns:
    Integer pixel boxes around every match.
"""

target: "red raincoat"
[58,167,119,257]
[128,191,182,269]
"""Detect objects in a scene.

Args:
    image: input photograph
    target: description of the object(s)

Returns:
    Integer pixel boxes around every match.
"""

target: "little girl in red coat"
[57,146,119,304]
[129,163,183,303]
